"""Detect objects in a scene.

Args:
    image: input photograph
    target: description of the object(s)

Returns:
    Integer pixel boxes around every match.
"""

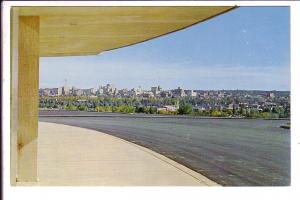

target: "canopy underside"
[14,6,236,57]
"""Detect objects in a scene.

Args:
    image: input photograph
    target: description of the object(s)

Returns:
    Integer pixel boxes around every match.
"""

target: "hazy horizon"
[39,82,291,92]
[40,7,290,91]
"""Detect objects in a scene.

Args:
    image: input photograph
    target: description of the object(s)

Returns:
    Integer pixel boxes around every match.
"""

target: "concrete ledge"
[17,122,219,186]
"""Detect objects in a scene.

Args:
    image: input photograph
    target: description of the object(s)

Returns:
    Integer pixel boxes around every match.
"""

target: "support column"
[17,16,40,182]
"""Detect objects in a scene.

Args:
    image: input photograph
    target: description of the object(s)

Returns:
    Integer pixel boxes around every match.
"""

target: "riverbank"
[39,110,290,120]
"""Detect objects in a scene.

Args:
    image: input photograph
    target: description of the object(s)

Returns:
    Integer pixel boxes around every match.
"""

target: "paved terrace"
[17,122,218,186]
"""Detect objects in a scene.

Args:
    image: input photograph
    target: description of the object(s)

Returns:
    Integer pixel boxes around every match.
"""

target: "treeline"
[39,96,290,118]
[193,107,288,118]
[40,96,179,108]
[59,104,195,116]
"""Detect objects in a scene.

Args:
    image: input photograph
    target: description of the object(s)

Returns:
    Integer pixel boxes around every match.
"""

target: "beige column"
[16,16,40,182]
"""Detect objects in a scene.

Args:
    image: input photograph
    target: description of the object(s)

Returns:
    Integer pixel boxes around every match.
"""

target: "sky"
[40,7,290,91]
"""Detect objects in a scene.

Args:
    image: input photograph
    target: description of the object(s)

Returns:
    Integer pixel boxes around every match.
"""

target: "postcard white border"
[2,1,300,200]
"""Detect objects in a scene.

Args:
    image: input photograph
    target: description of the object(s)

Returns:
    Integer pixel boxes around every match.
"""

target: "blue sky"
[40,7,290,91]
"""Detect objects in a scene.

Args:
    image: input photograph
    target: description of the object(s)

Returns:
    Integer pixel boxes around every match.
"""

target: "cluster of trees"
[193,108,287,118]
[39,96,289,118]
[40,96,178,108]
[39,96,190,115]
[178,103,192,115]
[94,105,136,113]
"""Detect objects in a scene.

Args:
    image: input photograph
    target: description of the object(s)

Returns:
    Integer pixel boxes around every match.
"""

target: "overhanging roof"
[15,6,236,57]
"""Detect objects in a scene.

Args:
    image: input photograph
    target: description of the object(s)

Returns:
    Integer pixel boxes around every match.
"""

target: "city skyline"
[39,81,290,120]
[39,82,290,92]
[40,7,290,90]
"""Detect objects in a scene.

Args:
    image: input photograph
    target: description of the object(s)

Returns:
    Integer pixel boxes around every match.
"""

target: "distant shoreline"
[39,110,290,120]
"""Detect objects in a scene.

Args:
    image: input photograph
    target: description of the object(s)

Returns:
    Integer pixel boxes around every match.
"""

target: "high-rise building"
[131,86,143,96]
[172,87,186,97]
[62,79,70,95]
[186,90,197,97]
[104,84,116,95]
[151,85,162,96]
[57,87,63,96]
[62,85,70,95]
[98,85,104,95]
[73,89,83,96]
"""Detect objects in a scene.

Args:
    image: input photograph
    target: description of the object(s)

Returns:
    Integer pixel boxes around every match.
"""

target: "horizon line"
[39,85,290,92]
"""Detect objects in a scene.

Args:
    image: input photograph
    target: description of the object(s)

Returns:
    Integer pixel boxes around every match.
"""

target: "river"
[39,110,290,186]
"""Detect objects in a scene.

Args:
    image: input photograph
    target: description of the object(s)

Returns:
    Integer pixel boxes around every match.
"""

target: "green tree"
[66,104,77,111]
[95,106,105,112]
[114,105,136,113]
[149,106,157,114]
[178,103,192,115]
[211,110,222,117]
[78,104,88,111]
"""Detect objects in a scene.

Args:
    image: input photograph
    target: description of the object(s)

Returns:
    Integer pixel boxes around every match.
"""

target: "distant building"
[142,91,154,98]
[118,88,129,97]
[172,87,186,97]
[98,85,104,95]
[164,105,177,112]
[40,88,62,96]
[160,90,172,98]
[158,105,177,112]
[151,85,162,96]
[185,90,197,97]
[203,91,209,98]
[227,103,234,110]
[266,92,275,98]
[77,99,87,103]
[62,85,70,96]
[73,89,83,96]
[57,87,62,96]
[43,88,50,96]
[218,91,225,98]
[39,89,43,96]
[203,91,214,98]
[90,88,97,95]
[83,89,91,96]
[131,86,143,96]
[104,84,116,95]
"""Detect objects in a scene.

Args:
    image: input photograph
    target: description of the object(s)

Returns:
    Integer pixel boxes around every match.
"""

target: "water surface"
[40,111,290,186]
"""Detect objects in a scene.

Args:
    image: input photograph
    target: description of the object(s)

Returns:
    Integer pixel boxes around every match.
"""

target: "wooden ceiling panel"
[15,6,236,57]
